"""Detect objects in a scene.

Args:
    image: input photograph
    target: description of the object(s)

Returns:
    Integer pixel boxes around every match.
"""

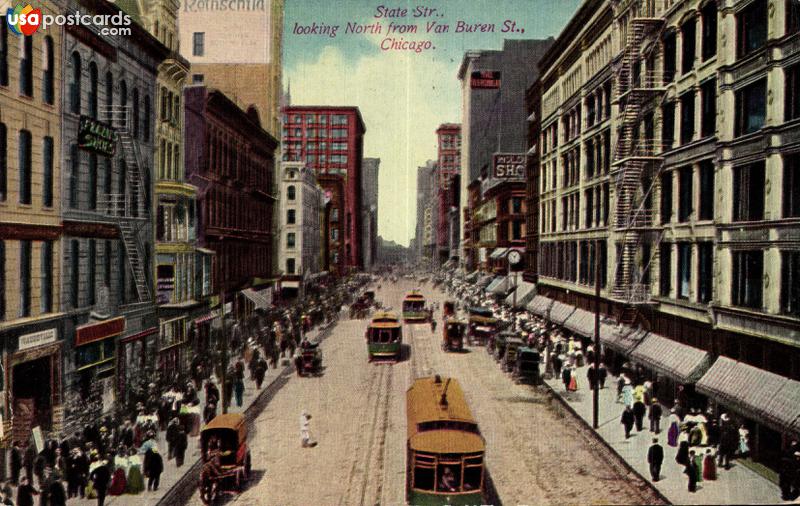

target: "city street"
[187,279,663,505]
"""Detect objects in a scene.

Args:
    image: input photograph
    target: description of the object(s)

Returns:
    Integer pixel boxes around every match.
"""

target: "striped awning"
[563,308,594,336]
[490,247,509,259]
[504,281,536,308]
[486,276,505,293]
[631,333,712,383]
[697,357,800,437]
[242,288,270,310]
[527,295,553,317]
[602,326,647,355]
[477,275,494,288]
[489,276,513,295]
[465,271,480,283]
[549,301,576,325]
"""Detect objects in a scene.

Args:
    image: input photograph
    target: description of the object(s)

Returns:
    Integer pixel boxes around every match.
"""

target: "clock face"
[508,250,521,265]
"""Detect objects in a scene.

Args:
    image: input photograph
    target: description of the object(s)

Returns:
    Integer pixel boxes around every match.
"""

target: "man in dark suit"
[685,450,699,492]
[89,458,111,506]
[647,438,664,482]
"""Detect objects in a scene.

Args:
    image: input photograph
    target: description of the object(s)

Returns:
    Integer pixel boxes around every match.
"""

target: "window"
[680,91,695,144]
[287,232,296,248]
[511,220,522,240]
[88,239,96,305]
[43,36,54,104]
[43,136,53,207]
[678,166,693,222]
[0,123,5,202]
[287,185,296,200]
[660,243,672,296]
[88,62,98,119]
[786,63,800,122]
[701,2,718,60]
[662,101,675,149]
[0,21,7,86]
[143,95,151,141]
[677,242,691,299]
[41,241,52,313]
[132,88,140,139]
[681,17,696,74]
[699,160,714,220]
[700,78,716,137]
[104,240,112,286]
[18,130,31,205]
[732,250,764,309]
[735,79,766,136]
[70,240,80,307]
[192,74,204,84]
[697,242,713,303]
[663,31,677,83]
[20,35,32,97]
[785,153,800,217]
[88,154,97,210]
[781,251,800,316]
[733,161,765,221]
[69,52,81,114]
[104,158,112,198]
[287,209,296,224]
[660,172,673,224]
[789,0,800,34]
[105,71,113,108]
[286,258,296,274]
[0,241,3,318]
[737,0,767,58]
[193,32,205,56]
[69,144,80,208]
[17,240,31,317]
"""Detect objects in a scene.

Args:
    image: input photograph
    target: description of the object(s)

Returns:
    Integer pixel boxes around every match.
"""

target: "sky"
[283,0,582,246]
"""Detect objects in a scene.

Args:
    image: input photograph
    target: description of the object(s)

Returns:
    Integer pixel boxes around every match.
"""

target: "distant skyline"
[283,0,581,246]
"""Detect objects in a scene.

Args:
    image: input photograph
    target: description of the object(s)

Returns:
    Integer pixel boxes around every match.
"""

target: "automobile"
[442,319,467,352]
[199,413,252,505]
[294,342,322,376]
[513,347,541,384]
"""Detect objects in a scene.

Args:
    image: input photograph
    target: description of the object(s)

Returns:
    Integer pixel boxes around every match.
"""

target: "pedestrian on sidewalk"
[648,398,663,434]
[204,402,217,425]
[667,408,680,447]
[676,436,690,466]
[647,438,664,482]
[174,423,188,468]
[10,441,22,486]
[89,458,110,506]
[702,448,717,481]
[166,418,180,460]
[621,378,634,409]
[621,406,635,440]
[684,450,699,493]
[561,364,571,392]
[633,397,646,432]
[254,356,268,389]
[143,448,163,492]
[16,477,37,506]
[300,411,315,448]
[598,362,607,389]
[718,414,737,470]
[47,469,67,506]
[586,364,599,391]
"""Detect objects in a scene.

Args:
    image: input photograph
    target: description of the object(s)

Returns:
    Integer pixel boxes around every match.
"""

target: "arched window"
[20,35,32,97]
[287,185,296,200]
[132,88,140,139]
[43,36,54,104]
[119,80,127,127]
[69,52,81,114]
[105,71,113,109]
[88,62,98,119]
[143,95,151,142]
[0,22,7,86]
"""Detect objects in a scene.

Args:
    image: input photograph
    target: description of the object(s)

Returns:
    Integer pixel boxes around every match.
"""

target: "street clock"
[507,250,522,266]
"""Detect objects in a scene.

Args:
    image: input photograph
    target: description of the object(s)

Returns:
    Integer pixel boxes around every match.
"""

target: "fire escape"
[610,0,667,323]
[99,105,153,303]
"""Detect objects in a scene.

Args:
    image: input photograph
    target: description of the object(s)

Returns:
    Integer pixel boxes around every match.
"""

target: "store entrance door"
[13,357,52,430]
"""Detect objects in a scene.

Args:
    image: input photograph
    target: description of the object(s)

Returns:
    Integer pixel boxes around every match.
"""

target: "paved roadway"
[187,278,663,505]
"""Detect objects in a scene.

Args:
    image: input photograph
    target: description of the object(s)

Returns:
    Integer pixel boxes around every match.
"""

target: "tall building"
[458,39,553,270]
[533,0,800,470]
[59,0,168,432]
[318,173,346,275]
[0,0,66,444]
[436,124,461,264]
[414,161,438,262]
[184,86,278,319]
[278,161,325,298]
[178,0,284,138]
[361,158,380,272]
[282,106,367,273]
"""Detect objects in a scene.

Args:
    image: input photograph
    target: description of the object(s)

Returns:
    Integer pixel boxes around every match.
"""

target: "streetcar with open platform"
[406,375,486,505]
[366,311,403,361]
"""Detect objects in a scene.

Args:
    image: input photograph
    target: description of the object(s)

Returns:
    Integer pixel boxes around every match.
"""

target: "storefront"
[158,317,188,379]
[6,328,63,441]
[73,317,125,418]
[192,310,219,356]
[117,328,158,409]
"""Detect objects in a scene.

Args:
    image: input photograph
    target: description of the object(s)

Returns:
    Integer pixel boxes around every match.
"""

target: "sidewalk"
[543,367,784,505]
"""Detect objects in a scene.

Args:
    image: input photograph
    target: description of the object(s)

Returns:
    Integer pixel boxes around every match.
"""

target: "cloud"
[286,45,461,246]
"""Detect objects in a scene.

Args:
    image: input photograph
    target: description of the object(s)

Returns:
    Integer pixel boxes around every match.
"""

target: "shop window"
[781,251,800,317]
[678,165,693,222]
[76,339,115,370]
[700,78,716,137]
[785,153,800,217]
[69,52,81,114]
[20,35,32,97]
[677,242,691,299]
[680,91,695,144]
[681,17,696,74]
[286,258,296,274]
[735,79,766,136]
[88,62,98,119]
[41,241,52,313]
[660,172,673,224]
[660,243,672,297]
[701,2,718,60]
[18,129,31,205]
[287,185,296,200]
[19,240,31,317]
[663,31,677,83]
[699,160,714,220]
[662,101,675,149]
[70,240,80,307]
[733,161,765,221]
[737,0,767,58]
[732,250,764,309]
[43,36,54,104]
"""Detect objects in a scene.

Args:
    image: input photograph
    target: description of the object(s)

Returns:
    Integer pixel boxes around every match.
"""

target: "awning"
[602,326,648,355]
[504,281,536,307]
[465,271,480,283]
[443,259,457,270]
[527,295,553,317]
[490,248,509,259]
[194,310,220,325]
[563,308,594,336]
[549,301,575,325]
[477,275,494,288]
[307,271,329,281]
[241,288,270,310]
[697,357,800,437]
[631,333,712,383]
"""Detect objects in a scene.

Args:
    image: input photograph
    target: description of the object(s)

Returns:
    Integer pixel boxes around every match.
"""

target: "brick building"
[436,124,461,264]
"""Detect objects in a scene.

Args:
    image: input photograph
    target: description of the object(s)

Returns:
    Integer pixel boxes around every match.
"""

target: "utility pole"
[593,239,601,429]
[220,287,228,414]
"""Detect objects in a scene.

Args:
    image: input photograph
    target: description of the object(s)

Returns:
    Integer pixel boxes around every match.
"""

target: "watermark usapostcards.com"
[4,3,132,36]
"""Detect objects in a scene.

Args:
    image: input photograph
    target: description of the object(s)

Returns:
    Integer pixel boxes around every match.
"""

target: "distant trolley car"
[406,376,486,506]
[366,311,403,361]
[402,292,428,323]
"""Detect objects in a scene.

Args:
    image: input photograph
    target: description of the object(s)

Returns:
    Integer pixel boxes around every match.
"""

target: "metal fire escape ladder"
[610,0,666,308]
[99,105,152,303]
